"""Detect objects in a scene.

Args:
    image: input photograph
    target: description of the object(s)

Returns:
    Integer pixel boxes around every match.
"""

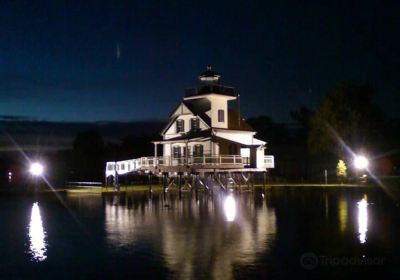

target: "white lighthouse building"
[105,66,274,179]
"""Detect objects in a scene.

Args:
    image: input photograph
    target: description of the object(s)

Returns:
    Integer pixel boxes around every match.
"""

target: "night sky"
[0,1,399,122]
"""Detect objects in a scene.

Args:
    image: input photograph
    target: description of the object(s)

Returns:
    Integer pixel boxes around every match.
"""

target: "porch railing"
[263,155,275,168]
[139,155,249,167]
[106,155,274,176]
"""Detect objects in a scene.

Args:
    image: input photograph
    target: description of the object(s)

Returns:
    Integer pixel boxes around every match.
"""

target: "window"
[173,146,181,158]
[218,110,224,122]
[193,144,204,157]
[191,117,200,131]
[176,119,184,133]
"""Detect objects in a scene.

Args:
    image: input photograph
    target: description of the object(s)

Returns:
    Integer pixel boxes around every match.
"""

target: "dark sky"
[0,0,399,122]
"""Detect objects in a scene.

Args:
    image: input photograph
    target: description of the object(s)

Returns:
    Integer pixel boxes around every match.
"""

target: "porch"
[105,155,274,177]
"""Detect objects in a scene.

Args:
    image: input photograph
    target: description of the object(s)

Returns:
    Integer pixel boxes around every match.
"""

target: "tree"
[246,115,289,144]
[309,81,384,157]
[290,106,314,179]
[72,131,105,180]
[290,106,314,135]
[336,160,347,182]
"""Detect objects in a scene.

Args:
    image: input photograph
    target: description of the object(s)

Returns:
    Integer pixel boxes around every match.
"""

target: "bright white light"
[28,202,47,261]
[224,195,236,222]
[30,162,44,176]
[357,197,368,244]
[354,155,369,170]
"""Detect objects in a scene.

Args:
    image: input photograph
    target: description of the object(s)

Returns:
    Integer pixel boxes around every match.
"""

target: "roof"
[215,134,266,146]
[160,115,179,135]
[154,129,212,143]
[182,99,211,126]
[227,109,255,131]
[161,102,254,136]
[198,65,221,83]
[185,84,236,98]
[199,67,220,79]
[160,100,211,136]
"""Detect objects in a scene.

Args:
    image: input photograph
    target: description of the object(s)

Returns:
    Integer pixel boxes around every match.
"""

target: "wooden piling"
[148,173,152,193]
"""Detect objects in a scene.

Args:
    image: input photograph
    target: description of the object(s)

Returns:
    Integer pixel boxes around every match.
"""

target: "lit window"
[191,117,200,131]
[176,119,184,133]
[218,110,224,122]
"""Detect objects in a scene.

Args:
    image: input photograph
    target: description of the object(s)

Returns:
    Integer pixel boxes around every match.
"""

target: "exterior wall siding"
[164,114,208,139]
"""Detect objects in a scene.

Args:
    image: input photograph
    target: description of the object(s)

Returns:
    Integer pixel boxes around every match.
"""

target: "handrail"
[106,155,274,174]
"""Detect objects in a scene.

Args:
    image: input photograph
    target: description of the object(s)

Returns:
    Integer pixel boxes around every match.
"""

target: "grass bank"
[64,183,373,194]
[65,185,165,194]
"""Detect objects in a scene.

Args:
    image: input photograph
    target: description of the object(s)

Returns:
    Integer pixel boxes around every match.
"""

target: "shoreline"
[0,183,382,195]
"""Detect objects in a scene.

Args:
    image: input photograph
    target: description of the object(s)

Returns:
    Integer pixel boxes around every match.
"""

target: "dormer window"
[191,117,200,132]
[176,119,184,133]
[218,110,224,122]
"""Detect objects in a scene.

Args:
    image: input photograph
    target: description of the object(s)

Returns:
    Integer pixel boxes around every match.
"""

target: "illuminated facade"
[105,67,274,178]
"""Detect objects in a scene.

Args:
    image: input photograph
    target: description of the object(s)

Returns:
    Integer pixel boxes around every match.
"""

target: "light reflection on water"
[104,192,276,279]
[28,202,47,262]
[224,195,236,222]
[17,188,397,278]
[357,196,368,244]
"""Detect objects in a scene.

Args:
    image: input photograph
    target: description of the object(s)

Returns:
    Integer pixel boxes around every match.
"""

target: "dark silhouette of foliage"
[290,106,314,135]
[247,116,289,144]
[72,131,105,181]
[309,81,384,157]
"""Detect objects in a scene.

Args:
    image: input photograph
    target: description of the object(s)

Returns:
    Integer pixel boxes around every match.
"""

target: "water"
[0,187,399,279]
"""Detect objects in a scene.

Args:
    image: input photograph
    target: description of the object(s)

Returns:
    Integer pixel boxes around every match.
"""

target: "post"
[195,176,199,201]
[263,171,266,189]
[163,173,167,193]
[163,174,167,201]
[324,169,328,185]
[179,173,182,193]
[238,173,241,192]
[170,144,173,166]
[228,172,231,190]
[115,171,119,192]
[247,172,251,191]
[148,173,152,193]
[185,141,189,166]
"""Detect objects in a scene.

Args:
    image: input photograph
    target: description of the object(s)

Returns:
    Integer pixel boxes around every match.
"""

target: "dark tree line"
[248,81,399,181]
[45,132,156,184]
